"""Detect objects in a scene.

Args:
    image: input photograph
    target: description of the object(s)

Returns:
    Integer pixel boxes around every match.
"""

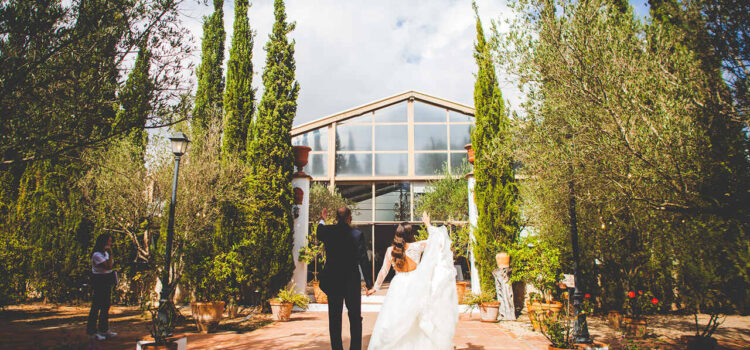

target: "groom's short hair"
[336,206,351,224]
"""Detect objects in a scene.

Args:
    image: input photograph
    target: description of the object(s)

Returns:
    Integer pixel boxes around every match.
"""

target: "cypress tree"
[214,0,256,305]
[244,0,299,307]
[193,0,226,146]
[222,0,255,156]
[117,39,154,162]
[222,0,255,160]
[471,2,520,297]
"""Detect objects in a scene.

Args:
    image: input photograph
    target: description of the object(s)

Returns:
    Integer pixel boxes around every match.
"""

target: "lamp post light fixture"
[156,132,190,335]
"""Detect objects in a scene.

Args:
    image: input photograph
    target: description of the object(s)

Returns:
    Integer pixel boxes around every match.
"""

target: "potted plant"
[679,287,728,350]
[539,298,576,350]
[143,302,184,350]
[299,224,327,303]
[189,253,237,333]
[623,290,659,338]
[506,236,562,330]
[269,284,310,321]
[464,292,500,322]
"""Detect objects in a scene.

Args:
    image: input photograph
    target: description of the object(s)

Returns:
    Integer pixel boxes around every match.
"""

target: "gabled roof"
[291,91,475,136]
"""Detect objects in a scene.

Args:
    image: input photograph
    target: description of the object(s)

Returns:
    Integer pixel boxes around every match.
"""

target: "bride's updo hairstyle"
[391,222,415,270]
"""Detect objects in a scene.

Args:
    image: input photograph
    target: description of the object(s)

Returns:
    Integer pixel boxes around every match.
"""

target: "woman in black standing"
[87,234,117,340]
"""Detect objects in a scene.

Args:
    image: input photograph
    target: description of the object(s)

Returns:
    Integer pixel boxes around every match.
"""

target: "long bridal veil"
[368,226,458,350]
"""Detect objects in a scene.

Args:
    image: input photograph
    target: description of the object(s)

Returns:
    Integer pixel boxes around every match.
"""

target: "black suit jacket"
[317,222,373,294]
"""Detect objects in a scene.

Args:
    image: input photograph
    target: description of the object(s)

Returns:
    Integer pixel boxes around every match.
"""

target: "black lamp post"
[157,132,189,331]
[568,164,591,343]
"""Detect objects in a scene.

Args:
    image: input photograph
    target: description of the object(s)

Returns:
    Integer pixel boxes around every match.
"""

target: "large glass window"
[449,110,474,123]
[375,153,407,176]
[374,102,407,123]
[336,124,372,151]
[324,99,474,179]
[374,182,411,221]
[292,128,328,151]
[414,124,448,151]
[336,153,372,176]
[306,154,327,177]
[374,125,407,151]
[450,124,472,150]
[414,102,447,123]
[415,153,448,175]
[337,184,373,222]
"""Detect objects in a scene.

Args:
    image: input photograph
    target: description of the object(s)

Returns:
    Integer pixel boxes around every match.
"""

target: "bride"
[366,212,458,350]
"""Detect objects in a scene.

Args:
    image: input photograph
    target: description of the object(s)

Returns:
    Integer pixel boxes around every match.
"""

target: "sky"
[178,0,651,127]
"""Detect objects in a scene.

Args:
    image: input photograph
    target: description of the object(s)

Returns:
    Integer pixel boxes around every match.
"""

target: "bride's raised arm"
[370,247,393,293]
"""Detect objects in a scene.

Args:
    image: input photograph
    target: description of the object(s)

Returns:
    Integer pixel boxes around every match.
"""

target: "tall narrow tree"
[222,0,255,160]
[243,0,299,307]
[471,2,520,297]
[193,0,226,146]
[117,39,155,162]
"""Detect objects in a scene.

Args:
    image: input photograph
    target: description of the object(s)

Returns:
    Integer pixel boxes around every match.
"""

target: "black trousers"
[87,273,113,334]
[327,275,362,350]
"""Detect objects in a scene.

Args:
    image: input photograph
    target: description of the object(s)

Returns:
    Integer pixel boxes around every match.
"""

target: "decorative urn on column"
[465,144,474,165]
[293,146,312,174]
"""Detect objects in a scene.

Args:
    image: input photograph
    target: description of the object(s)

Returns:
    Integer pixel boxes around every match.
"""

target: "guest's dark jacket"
[317,222,373,294]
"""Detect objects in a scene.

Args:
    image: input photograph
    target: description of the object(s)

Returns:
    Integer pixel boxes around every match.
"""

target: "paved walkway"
[186,311,549,349]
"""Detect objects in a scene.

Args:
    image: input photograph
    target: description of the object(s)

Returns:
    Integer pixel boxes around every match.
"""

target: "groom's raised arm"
[316,220,331,243]
[356,230,373,290]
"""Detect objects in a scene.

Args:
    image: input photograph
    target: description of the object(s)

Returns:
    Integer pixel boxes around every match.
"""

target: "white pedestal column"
[467,174,481,294]
[291,174,311,295]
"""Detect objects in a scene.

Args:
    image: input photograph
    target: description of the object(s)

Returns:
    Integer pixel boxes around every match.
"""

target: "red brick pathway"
[185,311,548,349]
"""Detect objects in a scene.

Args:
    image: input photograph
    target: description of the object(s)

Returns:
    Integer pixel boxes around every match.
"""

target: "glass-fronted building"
[292,91,474,282]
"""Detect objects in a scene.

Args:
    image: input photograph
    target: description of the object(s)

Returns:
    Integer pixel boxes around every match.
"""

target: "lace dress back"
[373,241,427,291]
[404,242,425,265]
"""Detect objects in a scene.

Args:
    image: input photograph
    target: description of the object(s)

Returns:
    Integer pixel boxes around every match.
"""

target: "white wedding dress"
[368,226,458,350]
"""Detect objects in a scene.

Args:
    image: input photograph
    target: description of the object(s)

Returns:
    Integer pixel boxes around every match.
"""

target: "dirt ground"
[0,303,271,350]
[1,303,748,350]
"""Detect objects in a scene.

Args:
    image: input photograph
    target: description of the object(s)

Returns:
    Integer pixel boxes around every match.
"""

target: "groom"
[317,207,373,350]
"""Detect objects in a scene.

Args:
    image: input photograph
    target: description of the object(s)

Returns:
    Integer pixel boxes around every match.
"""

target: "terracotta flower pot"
[312,281,328,304]
[607,310,623,330]
[623,317,647,338]
[479,302,500,322]
[456,282,468,304]
[292,145,312,173]
[464,144,474,164]
[269,299,294,321]
[495,252,510,268]
[190,301,225,334]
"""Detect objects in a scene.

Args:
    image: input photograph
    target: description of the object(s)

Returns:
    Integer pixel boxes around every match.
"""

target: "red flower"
[638,290,644,295]
[585,293,591,298]
[651,298,659,305]
[628,291,636,298]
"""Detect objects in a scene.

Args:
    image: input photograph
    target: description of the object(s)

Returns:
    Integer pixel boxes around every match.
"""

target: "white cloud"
[180,0,521,126]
